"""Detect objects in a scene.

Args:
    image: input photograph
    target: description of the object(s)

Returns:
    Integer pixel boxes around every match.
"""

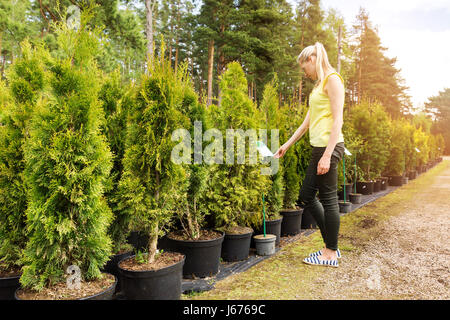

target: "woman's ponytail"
[297,42,335,85]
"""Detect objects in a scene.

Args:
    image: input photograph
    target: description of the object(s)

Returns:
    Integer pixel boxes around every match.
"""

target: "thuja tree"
[98,69,132,253]
[0,41,47,272]
[205,61,271,230]
[338,121,364,188]
[385,120,408,176]
[20,14,114,290]
[173,73,211,240]
[414,127,430,167]
[118,42,190,263]
[278,101,311,209]
[259,75,284,220]
[350,101,391,180]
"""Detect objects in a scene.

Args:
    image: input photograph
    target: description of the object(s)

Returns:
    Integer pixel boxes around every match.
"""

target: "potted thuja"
[163,81,225,277]
[278,103,306,236]
[0,42,46,299]
[252,77,285,246]
[16,22,117,300]
[99,70,134,294]
[117,43,188,300]
[203,62,271,264]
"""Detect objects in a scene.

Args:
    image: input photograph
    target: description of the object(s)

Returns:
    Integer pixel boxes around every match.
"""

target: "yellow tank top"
[309,72,345,147]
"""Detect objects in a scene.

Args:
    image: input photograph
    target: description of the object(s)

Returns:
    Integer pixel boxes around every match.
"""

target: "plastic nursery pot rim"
[253,234,276,241]
[14,273,117,300]
[166,230,225,248]
[118,254,186,279]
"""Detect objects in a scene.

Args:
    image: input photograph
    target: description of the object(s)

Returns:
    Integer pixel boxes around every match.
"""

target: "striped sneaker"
[303,256,339,268]
[309,248,342,259]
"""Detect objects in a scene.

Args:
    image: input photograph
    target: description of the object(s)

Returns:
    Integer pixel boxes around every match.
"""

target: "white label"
[256,141,274,157]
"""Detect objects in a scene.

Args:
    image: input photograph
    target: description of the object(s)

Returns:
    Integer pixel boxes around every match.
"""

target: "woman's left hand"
[317,155,331,175]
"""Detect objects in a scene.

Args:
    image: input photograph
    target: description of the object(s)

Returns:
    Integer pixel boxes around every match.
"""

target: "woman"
[274,42,345,267]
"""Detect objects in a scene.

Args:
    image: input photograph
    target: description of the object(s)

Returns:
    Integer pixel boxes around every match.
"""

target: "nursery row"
[0,21,445,300]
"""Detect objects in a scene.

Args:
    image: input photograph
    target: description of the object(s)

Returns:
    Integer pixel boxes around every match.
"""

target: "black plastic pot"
[118,255,184,300]
[15,273,117,300]
[349,193,362,204]
[356,181,374,195]
[300,207,317,229]
[373,180,382,193]
[221,229,253,262]
[162,231,224,279]
[338,201,352,213]
[380,177,388,191]
[280,208,303,236]
[409,170,417,180]
[265,217,283,246]
[252,217,283,248]
[0,274,21,300]
[338,183,353,201]
[388,175,403,186]
[102,251,133,293]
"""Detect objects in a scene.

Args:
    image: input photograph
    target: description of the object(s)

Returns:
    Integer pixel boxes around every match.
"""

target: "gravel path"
[311,160,450,300]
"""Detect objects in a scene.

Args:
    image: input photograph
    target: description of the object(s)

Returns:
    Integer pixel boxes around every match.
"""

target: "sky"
[288,0,450,109]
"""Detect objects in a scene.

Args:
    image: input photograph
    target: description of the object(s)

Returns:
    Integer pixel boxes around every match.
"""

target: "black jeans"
[298,142,345,251]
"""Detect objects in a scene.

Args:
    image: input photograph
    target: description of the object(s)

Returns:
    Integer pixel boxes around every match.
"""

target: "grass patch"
[184,160,449,300]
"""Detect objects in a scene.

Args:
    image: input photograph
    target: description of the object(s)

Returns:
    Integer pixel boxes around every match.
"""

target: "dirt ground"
[309,159,450,300]
[189,158,450,300]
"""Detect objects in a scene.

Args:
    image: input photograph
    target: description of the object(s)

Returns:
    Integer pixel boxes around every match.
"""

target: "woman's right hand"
[273,144,288,159]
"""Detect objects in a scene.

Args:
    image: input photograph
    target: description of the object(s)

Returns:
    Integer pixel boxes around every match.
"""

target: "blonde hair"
[297,42,335,86]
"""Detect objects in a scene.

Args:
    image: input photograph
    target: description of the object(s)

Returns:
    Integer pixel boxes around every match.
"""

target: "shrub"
[350,101,391,180]
[118,41,190,263]
[173,69,211,240]
[259,75,284,220]
[0,41,47,272]
[99,69,132,253]
[20,17,114,290]
[204,61,271,231]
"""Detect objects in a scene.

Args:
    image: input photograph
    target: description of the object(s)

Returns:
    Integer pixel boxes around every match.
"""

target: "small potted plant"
[386,146,405,186]
[253,194,276,256]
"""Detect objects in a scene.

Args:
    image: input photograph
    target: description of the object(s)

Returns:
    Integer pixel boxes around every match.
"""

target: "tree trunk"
[146,0,157,67]
[207,39,214,107]
[147,222,159,264]
[148,169,161,264]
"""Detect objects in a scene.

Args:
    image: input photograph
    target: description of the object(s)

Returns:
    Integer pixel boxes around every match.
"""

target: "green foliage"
[0,41,47,271]
[413,128,430,167]
[385,119,412,176]
[349,101,391,180]
[338,121,364,186]
[259,74,284,220]
[204,61,271,230]
[278,101,311,209]
[99,68,132,253]
[118,39,190,262]
[173,68,212,240]
[19,12,113,291]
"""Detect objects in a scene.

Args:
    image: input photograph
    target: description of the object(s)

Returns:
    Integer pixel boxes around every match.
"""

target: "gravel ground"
[311,160,450,300]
